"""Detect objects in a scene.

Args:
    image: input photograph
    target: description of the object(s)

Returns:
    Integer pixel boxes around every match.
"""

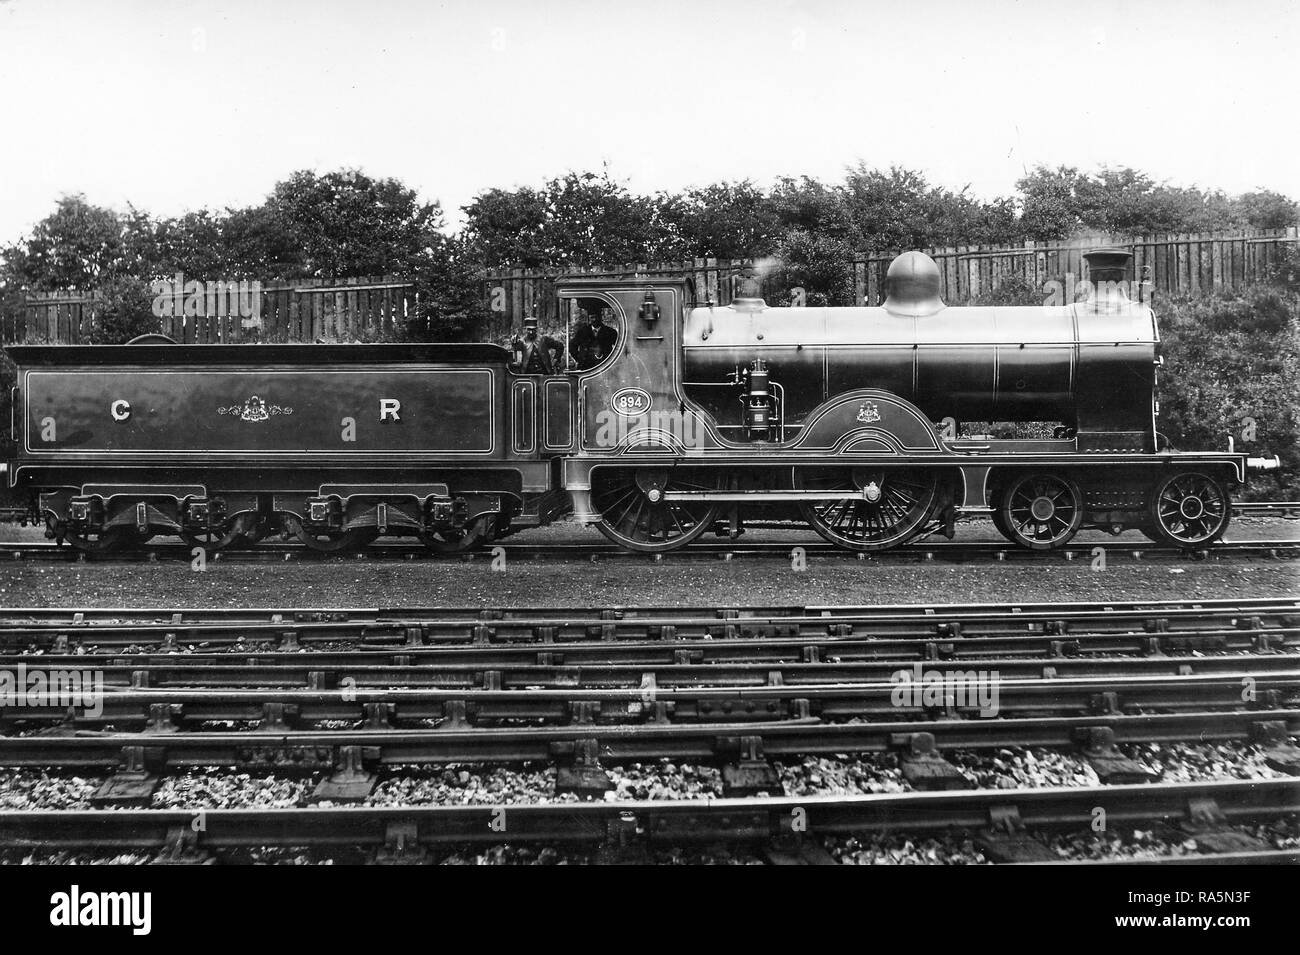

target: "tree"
[1235,190,1300,230]
[767,228,855,305]
[462,168,671,269]
[0,195,133,291]
[1015,165,1096,239]
[663,180,782,260]
[266,169,448,277]
[459,185,551,269]
[1157,284,1300,496]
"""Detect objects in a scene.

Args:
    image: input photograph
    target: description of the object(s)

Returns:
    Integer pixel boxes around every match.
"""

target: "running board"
[661,488,987,512]
[663,490,892,503]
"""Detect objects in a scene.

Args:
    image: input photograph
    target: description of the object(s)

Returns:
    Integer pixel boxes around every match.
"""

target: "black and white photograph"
[0,0,1295,932]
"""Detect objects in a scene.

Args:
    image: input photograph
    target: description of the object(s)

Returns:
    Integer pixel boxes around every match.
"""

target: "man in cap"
[569,304,618,370]
[511,315,564,375]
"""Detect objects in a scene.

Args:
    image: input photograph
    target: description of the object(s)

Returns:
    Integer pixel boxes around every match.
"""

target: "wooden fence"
[854,227,1300,306]
[484,227,1300,323]
[4,227,1297,345]
[2,276,415,345]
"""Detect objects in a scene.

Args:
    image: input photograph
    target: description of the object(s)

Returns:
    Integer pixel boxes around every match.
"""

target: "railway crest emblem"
[217,395,294,422]
[856,401,881,424]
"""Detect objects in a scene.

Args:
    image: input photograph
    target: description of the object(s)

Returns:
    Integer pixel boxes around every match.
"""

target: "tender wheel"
[592,467,722,553]
[284,516,377,554]
[419,515,491,554]
[794,467,939,552]
[231,521,270,549]
[1148,471,1230,547]
[180,513,258,552]
[60,526,135,554]
[998,473,1083,550]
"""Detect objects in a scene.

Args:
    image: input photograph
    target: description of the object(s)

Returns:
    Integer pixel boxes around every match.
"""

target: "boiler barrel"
[682,303,1158,425]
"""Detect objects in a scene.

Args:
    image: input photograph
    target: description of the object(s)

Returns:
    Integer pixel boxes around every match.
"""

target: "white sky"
[0,0,1297,241]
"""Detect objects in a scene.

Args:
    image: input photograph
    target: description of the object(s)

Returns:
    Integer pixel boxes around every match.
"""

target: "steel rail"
[1235,501,1300,517]
[1,604,1295,650]
[0,653,1295,690]
[3,597,1297,629]
[1,537,1298,563]
[1,709,1294,771]
[2,622,1295,664]
[4,669,1297,726]
[3,595,1296,625]
[0,779,1292,855]
[1,619,1294,653]
[1050,849,1300,865]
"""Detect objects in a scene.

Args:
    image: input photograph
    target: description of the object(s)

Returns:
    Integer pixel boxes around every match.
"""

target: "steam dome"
[884,251,945,317]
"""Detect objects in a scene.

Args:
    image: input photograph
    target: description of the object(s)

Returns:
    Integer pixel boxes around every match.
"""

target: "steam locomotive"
[4,249,1278,554]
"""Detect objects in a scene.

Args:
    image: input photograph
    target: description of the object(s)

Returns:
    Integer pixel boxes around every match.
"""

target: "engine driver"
[569,305,617,370]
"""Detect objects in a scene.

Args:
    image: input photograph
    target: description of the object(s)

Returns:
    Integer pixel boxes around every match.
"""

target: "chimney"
[731,268,766,312]
[1082,248,1134,310]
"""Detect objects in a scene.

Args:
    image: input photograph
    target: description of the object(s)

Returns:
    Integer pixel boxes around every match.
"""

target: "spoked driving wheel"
[592,467,722,553]
[1148,471,1230,547]
[794,467,939,552]
[419,515,491,554]
[997,473,1083,550]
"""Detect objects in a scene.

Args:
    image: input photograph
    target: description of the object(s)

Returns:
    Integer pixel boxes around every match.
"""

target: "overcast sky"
[1,0,1296,241]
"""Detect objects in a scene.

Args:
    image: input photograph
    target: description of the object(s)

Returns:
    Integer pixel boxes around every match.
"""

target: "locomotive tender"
[4,249,1277,554]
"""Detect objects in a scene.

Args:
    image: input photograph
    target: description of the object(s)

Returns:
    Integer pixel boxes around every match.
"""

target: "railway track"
[1,536,1298,563]
[1,599,1296,864]
[4,707,1298,771]
[0,780,1295,865]
[2,597,1300,649]
[2,596,1297,647]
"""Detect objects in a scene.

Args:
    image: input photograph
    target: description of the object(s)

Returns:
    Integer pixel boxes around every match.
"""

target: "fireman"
[511,316,564,375]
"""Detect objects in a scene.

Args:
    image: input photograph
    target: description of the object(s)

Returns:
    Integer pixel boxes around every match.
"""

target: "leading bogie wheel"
[794,466,939,552]
[1147,471,1230,547]
[997,473,1083,550]
[592,467,722,553]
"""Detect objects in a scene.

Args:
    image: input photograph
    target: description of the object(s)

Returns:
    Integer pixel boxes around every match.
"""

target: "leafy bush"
[1157,287,1300,497]
[87,276,158,344]
[967,275,1044,307]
